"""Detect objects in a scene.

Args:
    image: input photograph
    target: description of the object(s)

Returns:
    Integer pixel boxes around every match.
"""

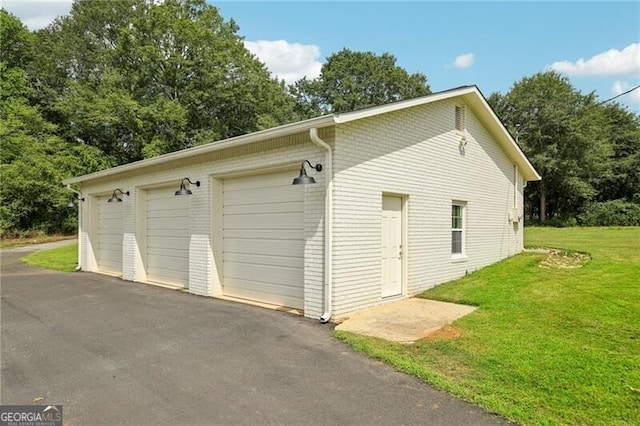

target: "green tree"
[291,48,431,117]
[29,0,296,163]
[489,71,611,221]
[0,9,111,235]
[0,99,112,234]
[592,103,640,202]
[0,9,33,70]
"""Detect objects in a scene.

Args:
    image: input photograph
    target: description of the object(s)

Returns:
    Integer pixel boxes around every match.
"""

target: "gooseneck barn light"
[175,178,201,196]
[107,188,129,203]
[292,160,323,185]
[66,195,85,208]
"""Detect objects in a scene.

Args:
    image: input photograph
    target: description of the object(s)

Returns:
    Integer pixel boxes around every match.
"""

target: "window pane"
[452,205,462,229]
[452,231,462,254]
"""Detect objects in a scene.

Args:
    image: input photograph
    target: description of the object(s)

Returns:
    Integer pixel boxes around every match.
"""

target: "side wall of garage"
[330,100,525,317]
[78,131,332,318]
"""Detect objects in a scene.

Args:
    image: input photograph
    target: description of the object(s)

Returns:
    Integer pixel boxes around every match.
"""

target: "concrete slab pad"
[335,298,477,343]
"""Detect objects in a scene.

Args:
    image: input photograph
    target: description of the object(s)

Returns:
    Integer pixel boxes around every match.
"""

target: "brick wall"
[331,99,524,318]
[79,132,329,319]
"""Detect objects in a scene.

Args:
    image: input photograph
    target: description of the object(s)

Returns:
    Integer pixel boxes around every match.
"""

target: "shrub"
[528,216,578,228]
[577,200,640,226]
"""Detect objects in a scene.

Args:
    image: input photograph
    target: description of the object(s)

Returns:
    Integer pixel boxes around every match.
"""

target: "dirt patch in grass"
[421,325,464,341]
[538,249,591,269]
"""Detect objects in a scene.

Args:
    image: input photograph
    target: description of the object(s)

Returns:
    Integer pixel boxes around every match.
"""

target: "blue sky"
[5,1,640,112]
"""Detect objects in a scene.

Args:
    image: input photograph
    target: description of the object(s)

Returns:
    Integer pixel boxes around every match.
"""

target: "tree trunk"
[540,181,546,222]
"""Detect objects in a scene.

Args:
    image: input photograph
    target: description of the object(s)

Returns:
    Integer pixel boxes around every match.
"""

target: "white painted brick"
[76,99,527,321]
[79,132,327,319]
[331,100,525,317]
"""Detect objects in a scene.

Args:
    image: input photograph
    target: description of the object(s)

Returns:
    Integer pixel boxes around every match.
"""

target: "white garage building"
[64,86,541,321]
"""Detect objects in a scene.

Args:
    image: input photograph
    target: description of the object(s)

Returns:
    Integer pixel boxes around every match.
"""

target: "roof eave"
[461,89,541,182]
[63,114,335,185]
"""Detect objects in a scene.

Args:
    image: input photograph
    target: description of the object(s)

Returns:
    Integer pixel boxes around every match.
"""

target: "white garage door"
[223,169,304,309]
[146,187,190,288]
[97,196,123,275]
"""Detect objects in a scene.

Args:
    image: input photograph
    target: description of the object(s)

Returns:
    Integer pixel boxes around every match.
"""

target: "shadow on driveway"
[1,248,508,425]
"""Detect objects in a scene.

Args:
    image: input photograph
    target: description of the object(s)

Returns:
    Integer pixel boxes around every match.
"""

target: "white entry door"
[381,195,403,298]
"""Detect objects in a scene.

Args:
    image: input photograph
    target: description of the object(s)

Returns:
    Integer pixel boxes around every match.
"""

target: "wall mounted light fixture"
[66,195,85,208]
[175,178,200,196]
[292,160,323,185]
[107,188,129,203]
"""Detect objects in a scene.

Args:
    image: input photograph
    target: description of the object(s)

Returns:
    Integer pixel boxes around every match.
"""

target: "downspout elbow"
[309,128,333,324]
[65,183,81,197]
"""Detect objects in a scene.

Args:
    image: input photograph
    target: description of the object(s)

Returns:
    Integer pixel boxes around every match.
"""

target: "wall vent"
[455,105,465,131]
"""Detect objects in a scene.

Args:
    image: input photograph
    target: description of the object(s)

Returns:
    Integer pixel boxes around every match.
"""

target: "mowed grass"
[335,227,640,425]
[21,243,78,272]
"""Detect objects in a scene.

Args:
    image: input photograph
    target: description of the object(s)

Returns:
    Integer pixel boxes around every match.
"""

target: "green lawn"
[21,243,78,272]
[335,227,640,425]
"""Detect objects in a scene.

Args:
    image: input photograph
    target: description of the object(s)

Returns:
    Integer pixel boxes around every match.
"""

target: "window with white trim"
[451,202,466,255]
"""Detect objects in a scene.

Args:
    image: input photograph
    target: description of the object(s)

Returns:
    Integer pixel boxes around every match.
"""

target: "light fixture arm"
[175,177,201,196]
[181,178,201,188]
[108,188,130,202]
[302,160,323,172]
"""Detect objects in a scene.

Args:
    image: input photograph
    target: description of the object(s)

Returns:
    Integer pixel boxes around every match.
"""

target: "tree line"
[488,72,640,225]
[1,0,639,235]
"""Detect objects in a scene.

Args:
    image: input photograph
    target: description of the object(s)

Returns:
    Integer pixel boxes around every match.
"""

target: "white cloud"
[612,80,640,103]
[244,40,322,84]
[450,53,474,69]
[548,43,640,76]
[2,0,73,30]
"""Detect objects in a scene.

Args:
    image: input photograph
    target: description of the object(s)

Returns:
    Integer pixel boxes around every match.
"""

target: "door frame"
[381,193,407,299]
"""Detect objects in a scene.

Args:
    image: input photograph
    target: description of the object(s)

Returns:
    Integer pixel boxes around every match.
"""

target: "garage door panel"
[222,169,304,309]
[147,229,189,239]
[146,187,190,288]
[97,223,121,233]
[223,229,303,241]
[223,173,293,190]
[224,238,303,257]
[147,266,188,284]
[223,278,303,308]
[147,198,189,210]
[98,258,121,273]
[147,246,188,258]
[225,262,302,285]
[223,201,302,215]
[98,232,122,246]
[98,245,120,258]
[224,186,302,205]
[223,213,303,230]
[224,252,301,268]
[97,216,122,227]
[147,209,189,220]
[97,198,123,275]
[147,254,188,270]
[147,217,189,231]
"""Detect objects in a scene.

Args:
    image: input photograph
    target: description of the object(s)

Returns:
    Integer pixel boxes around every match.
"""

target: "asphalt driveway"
[1,247,507,425]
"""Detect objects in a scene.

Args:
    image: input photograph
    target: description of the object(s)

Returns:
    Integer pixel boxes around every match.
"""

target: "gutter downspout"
[66,184,82,271]
[309,128,333,323]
